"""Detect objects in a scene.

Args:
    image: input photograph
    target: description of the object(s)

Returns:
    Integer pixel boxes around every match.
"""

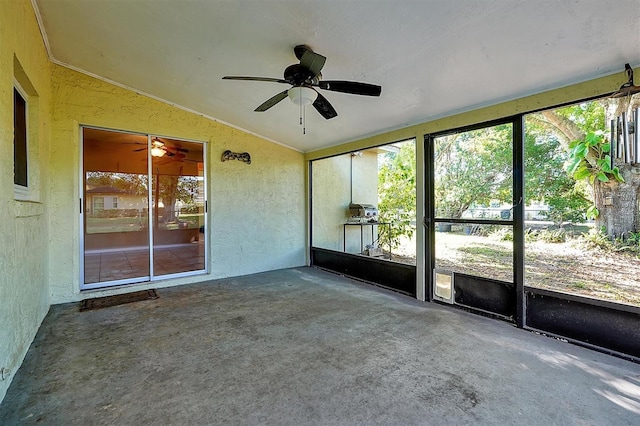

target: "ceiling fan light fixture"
[151,146,166,157]
[288,86,317,106]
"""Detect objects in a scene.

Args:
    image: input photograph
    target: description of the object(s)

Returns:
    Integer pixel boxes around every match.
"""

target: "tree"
[378,141,416,248]
[86,171,147,195]
[524,118,591,225]
[433,124,513,219]
[157,174,200,222]
[533,95,640,238]
[376,94,640,242]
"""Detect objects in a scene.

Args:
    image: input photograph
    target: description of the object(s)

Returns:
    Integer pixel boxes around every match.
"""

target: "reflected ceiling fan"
[128,137,190,158]
[222,45,382,120]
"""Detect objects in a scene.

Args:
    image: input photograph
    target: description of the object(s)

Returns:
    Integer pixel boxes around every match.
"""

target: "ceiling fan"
[222,45,382,120]
[127,138,193,162]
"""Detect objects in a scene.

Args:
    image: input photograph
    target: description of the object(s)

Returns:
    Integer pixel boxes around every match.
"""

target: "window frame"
[13,81,29,200]
[93,196,105,212]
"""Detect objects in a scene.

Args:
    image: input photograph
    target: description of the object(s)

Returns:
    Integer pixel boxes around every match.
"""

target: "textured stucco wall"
[0,0,52,404]
[311,151,378,253]
[49,64,306,303]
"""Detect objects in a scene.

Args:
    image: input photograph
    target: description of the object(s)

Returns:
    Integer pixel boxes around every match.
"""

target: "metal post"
[513,116,525,328]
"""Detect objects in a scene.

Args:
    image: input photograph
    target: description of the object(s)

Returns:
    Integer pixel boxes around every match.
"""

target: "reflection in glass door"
[151,137,205,277]
[81,128,207,289]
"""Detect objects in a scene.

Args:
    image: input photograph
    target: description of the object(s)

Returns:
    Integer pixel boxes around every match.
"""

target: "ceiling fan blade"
[222,76,288,84]
[313,92,338,120]
[154,137,190,152]
[255,90,289,112]
[300,50,326,77]
[166,147,189,153]
[318,80,382,96]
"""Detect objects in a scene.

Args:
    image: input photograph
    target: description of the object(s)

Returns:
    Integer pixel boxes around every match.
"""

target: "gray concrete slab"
[1,267,639,425]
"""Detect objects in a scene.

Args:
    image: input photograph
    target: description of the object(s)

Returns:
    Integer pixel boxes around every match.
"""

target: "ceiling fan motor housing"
[284,64,318,86]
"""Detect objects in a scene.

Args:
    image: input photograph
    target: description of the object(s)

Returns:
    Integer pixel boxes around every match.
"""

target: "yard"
[390,228,640,307]
[86,213,202,233]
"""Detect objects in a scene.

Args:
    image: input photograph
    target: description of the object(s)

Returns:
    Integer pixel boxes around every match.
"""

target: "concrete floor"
[1,267,639,425]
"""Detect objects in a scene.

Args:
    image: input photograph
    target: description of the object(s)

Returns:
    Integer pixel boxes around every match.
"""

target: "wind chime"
[610,63,640,168]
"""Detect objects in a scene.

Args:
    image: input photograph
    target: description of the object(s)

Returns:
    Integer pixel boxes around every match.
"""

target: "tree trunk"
[595,164,640,238]
[538,99,640,239]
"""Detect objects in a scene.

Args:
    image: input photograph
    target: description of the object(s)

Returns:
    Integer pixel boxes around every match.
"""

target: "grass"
[87,214,203,234]
[393,229,640,306]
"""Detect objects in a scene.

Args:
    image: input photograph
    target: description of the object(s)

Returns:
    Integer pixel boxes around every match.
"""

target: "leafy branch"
[565,131,624,219]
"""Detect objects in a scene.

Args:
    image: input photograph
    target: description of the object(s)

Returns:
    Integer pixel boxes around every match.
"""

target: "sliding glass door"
[151,138,205,276]
[81,127,207,289]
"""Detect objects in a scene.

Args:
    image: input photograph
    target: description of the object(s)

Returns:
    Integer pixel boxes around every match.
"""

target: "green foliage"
[489,227,513,241]
[624,231,640,246]
[565,131,624,219]
[378,141,416,248]
[86,171,148,195]
[540,228,567,243]
[581,227,640,256]
[566,131,624,185]
[586,205,599,220]
[434,124,513,219]
[581,226,613,251]
[524,118,591,224]
[523,228,567,243]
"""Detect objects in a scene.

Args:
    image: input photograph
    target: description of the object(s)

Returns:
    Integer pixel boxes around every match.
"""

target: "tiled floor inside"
[84,242,205,283]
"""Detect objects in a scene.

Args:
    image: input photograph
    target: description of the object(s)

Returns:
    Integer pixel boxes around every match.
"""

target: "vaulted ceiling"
[34,0,640,152]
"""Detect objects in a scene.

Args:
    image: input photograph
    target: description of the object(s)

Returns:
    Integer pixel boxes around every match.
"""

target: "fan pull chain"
[297,87,306,135]
[299,91,303,126]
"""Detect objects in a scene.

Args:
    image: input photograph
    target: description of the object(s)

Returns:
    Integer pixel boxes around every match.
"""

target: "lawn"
[390,230,640,306]
[86,214,203,233]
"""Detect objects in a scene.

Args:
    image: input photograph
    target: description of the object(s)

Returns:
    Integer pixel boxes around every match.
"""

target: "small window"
[14,86,28,189]
[93,197,104,212]
[112,197,118,209]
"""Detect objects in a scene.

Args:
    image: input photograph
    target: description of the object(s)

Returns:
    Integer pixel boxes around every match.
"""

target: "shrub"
[581,226,613,251]
[539,228,567,243]
[490,227,513,241]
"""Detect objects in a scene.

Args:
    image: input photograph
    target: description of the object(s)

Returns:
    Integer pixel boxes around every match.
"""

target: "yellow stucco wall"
[49,64,307,303]
[311,151,378,253]
[0,0,52,404]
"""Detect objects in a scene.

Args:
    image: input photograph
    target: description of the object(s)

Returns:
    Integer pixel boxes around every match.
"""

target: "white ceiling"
[34,0,640,152]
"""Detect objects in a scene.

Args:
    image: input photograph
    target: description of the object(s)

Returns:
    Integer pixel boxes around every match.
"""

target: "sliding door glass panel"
[151,137,205,276]
[83,128,150,284]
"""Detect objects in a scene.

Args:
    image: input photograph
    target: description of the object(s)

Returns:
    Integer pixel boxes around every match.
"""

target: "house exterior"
[85,185,143,213]
[1,0,636,404]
